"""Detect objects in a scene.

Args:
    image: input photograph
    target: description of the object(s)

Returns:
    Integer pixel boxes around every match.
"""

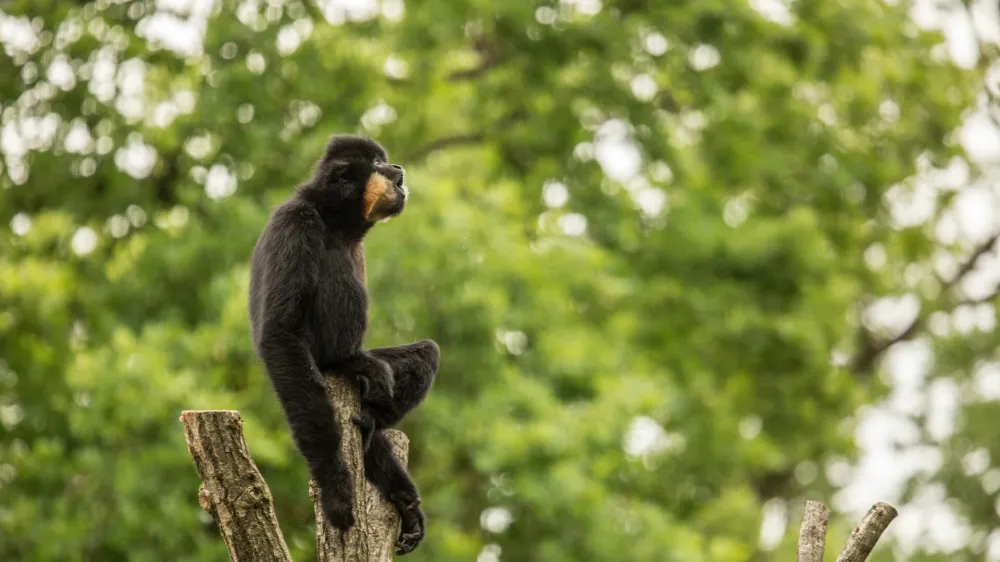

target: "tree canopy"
[1,0,996,561]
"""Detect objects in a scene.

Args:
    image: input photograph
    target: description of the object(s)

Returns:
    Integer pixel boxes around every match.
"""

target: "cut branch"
[180,410,293,562]
[835,502,898,562]
[794,501,897,562]
[181,377,410,562]
[311,374,408,562]
[796,500,830,562]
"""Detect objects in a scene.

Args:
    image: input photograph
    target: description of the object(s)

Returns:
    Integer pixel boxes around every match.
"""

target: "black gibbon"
[248,134,438,554]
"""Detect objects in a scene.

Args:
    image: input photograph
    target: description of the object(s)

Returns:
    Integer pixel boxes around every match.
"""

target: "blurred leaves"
[0,0,992,561]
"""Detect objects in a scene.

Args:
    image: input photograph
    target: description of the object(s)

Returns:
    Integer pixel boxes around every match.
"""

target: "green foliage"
[0,0,989,560]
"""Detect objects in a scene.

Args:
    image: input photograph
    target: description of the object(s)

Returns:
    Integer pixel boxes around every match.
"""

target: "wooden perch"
[794,500,898,562]
[311,376,408,562]
[181,375,408,562]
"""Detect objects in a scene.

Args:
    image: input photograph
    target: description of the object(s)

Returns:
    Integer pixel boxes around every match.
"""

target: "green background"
[1,0,998,560]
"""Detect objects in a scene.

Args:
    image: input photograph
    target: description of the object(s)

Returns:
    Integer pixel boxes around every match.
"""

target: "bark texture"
[796,500,830,562]
[311,375,409,562]
[180,410,293,562]
[835,502,899,562]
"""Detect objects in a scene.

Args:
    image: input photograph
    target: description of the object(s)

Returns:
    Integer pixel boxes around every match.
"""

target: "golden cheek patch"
[362,172,397,220]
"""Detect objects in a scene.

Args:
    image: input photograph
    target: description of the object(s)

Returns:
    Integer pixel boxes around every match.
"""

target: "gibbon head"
[310,134,408,225]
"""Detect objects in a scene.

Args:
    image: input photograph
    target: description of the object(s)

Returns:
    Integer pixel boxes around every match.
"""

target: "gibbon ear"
[362,172,398,221]
[313,158,352,186]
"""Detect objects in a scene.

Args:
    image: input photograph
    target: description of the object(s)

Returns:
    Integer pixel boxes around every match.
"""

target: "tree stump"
[181,375,407,562]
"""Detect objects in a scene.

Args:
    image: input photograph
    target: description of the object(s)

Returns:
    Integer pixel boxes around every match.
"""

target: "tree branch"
[960,284,1000,306]
[180,410,293,562]
[310,374,408,562]
[406,109,528,162]
[407,132,486,162]
[447,37,503,81]
[851,231,1000,374]
[448,54,502,81]
[796,500,830,562]
[793,501,896,562]
[851,317,923,376]
[947,233,1000,288]
[835,502,898,562]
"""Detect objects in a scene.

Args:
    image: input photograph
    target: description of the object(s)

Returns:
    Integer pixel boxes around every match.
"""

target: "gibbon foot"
[345,353,395,404]
[393,496,425,555]
[351,412,376,452]
[320,487,356,531]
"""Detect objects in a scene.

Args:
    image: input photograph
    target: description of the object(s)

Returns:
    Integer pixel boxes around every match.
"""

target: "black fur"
[248,134,439,554]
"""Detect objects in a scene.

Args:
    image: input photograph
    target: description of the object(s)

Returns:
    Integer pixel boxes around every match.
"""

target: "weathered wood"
[835,502,898,562]
[311,374,408,562]
[181,410,898,562]
[180,410,293,562]
[796,500,830,562]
